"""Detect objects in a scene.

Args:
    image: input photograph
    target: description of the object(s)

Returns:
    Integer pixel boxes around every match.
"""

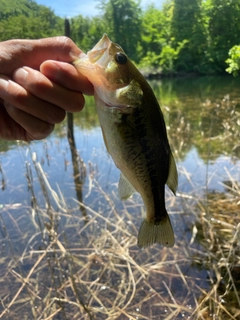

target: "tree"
[171,0,207,72]
[159,39,188,73]
[138,4,171,66]
[226,45,240,77]
[205,0,240,72]
[99,0,142,61]
[0,0,64,41]
[70,15,106,52]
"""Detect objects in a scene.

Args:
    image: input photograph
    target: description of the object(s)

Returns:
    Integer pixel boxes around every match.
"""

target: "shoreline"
[139,68,228,80]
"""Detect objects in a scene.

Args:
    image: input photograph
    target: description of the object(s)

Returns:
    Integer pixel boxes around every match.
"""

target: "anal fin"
[118,173,136,201]
[166,152,178,195]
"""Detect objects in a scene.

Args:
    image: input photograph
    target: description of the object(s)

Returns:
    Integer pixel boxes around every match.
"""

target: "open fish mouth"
[73,34,111,77]
[87,34,111,67]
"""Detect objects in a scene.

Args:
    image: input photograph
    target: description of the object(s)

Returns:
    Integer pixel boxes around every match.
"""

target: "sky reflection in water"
[0,76,239,319]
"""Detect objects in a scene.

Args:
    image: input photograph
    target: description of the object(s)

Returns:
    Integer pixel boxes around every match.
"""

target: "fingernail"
[13,68,28,83]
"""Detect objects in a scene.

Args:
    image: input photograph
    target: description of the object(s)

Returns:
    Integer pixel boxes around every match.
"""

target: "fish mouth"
[73,34,112,87]
[74,33,112,69]
[87,34,111,68]
[88,34,110,62]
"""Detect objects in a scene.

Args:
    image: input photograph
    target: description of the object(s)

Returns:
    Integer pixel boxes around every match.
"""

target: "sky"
[35,0,165,18]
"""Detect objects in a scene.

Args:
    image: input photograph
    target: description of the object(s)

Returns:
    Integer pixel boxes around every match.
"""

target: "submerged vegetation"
[0,161,239,319]
[0,78,239,319]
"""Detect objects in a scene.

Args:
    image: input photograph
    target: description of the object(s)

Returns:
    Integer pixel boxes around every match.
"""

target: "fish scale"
[74,34,178,248]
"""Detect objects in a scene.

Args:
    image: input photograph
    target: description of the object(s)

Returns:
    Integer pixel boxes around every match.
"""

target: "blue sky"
[35,0,165,18]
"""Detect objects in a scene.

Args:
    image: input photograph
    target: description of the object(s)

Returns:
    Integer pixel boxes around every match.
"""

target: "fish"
[74,34,178,248]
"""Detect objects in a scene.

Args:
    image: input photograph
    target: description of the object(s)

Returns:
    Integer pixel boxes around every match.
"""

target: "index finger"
[0,37,82,76]
[40,60,94,96]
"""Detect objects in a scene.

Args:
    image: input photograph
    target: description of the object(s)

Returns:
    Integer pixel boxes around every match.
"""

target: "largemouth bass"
[74,34,178,248]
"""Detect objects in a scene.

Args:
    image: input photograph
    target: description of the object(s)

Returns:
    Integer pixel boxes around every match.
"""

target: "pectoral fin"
[118,173,136,200]
[166,152,178,195]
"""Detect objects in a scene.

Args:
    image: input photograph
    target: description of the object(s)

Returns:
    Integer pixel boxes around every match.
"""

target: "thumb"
[40,60,94,95]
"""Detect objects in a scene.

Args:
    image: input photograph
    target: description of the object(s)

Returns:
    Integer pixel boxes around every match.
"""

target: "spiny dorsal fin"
[137,215,175,248]
[166,152,178,195]
[118,173,136,201]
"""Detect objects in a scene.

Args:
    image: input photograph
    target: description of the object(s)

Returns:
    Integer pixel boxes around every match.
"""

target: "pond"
[0,75,239,319]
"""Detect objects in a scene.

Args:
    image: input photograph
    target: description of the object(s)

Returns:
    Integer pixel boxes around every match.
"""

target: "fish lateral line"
[104,102,134,109]
[73,33,178,248]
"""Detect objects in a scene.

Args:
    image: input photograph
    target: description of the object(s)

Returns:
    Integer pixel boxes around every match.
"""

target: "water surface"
[0,75,239,319]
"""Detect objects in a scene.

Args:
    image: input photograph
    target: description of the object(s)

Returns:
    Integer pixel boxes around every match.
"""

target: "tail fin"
[137,215,175,248]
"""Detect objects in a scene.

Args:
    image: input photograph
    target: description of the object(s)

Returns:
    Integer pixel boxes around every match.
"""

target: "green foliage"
[137,3,181,72]
[70,15,107,52]
[226,45,240,77]
[1,0,240,75]
[159,39,188,73]
[170,0,207,72]
[0,0,64,41]
[171,0,203,43]
[99,0,142,61]
[204,0,240,72]
[139,5,169,62]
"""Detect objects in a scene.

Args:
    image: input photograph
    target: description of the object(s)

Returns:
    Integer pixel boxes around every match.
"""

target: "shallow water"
[0,75,239,319]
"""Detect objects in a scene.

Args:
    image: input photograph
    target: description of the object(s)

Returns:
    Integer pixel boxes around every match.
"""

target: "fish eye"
[115,52,128,65]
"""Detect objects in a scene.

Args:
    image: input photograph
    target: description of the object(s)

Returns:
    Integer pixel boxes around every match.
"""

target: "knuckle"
[66,94,85,112]
[52,109,66,124]
[28,72,47,94]
[8,83,28,106]
[14,67,49,97]
[27,123,54,141]
[57,36,75,50]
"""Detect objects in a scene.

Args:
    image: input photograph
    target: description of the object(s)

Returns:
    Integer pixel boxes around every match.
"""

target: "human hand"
[0,37,93,141]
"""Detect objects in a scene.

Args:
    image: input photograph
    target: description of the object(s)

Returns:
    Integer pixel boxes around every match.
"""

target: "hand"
[0,37,93,141]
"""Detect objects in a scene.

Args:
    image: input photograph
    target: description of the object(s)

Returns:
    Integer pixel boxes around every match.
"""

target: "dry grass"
[0,150,239,320]
[0,94,239,319]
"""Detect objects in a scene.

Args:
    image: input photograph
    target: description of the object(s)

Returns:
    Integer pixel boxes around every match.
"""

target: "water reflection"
[0,76,239,319]
[67,111,88,220]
